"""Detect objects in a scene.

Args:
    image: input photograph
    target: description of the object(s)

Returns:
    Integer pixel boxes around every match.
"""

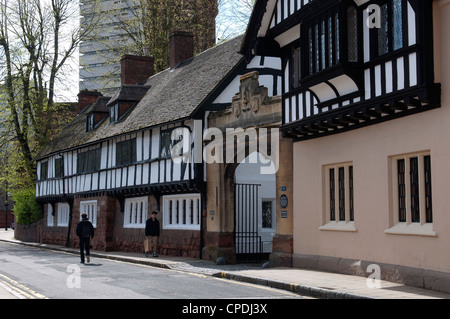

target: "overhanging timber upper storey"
[242,0,441,141]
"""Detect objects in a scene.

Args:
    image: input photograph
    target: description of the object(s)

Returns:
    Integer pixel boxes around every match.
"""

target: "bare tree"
[0,0,98,184]
[216,0,255,42]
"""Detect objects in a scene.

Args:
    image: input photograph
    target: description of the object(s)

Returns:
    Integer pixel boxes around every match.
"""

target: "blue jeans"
[79,237,91,263]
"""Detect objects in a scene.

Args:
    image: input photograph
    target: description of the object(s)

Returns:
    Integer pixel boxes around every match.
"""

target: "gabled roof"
[36,35,245,160]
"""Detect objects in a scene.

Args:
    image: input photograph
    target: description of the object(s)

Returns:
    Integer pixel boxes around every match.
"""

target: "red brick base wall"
[36,194,202,258]
[159,229,201,258]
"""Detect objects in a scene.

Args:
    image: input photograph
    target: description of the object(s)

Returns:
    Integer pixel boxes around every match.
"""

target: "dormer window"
[110,102,120,123]
[86,114,95,132]
[85,96,110,132]
[106,85,150,124]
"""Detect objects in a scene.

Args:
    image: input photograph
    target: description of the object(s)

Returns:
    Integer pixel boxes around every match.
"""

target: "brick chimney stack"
[121,55,155,85]
[169,31,194,69]
[77,90,102,113]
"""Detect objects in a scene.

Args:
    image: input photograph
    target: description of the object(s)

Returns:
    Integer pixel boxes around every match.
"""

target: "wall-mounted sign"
[281,211,288,219]
[282,186,286,192]
[280,194,288,209]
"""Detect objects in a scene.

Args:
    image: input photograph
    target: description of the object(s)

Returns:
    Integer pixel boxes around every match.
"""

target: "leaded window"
[301,5,359,78]
[262,200,274,229]
[394,153,433,225]
[291,47,301,89]
[397,159,406,222]
[116,138,137,167]
[326,163,354,223]
[347,6,358,62]
[307,16,340,75]
[410,157,420,223]
[424,155,433,223]
[77,147,101,174]
[55,157,64,178]
[40,161,48,181]
[375,0,405,57]
[378,4,389,56]
[393,0,403,50]
[329,168,336,221]
[339,167,346,221]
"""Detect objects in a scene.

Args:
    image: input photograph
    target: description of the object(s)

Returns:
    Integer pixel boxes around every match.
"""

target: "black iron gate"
[234,183,264,263]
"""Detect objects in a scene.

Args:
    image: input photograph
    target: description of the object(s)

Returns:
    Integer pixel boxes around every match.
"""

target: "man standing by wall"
[145,211,160,257]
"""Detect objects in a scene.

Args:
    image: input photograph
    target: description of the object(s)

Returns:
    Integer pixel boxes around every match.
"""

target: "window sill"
[123,224,145,229]
[163,225,200,231]
[319,221,357,232]
[384,222,437,237]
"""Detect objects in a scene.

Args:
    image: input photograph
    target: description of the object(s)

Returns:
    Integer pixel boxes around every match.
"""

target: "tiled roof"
[36,35,244,159]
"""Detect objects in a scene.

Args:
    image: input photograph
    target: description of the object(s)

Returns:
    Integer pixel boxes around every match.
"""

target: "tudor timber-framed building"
[242,0,450,293]
[33,33,283,259]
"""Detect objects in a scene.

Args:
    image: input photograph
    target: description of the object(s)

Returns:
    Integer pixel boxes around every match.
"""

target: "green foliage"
[0,0,87,188]
[11,187,41,226]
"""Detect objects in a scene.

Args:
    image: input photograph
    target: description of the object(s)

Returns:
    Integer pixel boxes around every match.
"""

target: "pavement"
[0,229,450,299]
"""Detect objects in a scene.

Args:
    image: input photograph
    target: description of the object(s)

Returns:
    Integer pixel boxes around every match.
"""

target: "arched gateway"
[202,72,293,265]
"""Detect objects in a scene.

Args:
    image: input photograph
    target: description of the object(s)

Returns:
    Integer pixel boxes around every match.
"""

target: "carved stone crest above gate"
[232,71,268,118]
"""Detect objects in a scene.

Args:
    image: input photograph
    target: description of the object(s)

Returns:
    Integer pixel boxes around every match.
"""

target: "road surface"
[0,241,304,300]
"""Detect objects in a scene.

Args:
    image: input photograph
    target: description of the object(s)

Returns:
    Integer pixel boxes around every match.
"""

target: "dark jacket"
[145,218,160,237]
[76,218,95,239]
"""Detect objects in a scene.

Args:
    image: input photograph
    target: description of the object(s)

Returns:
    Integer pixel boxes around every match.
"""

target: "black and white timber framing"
[35,36,282,203]
[36,122,200,199]
[242,0,441,140]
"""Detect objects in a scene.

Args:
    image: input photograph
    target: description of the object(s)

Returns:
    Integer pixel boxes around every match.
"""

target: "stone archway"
[202,71,293,265]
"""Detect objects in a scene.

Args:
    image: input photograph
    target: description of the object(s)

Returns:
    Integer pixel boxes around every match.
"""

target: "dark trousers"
[79,237,91,263]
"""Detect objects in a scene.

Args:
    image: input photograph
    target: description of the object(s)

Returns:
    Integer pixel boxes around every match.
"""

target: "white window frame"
[162,194,200,230]
[80,200,98,228]
[385,151,436,237]
[47,204,54,227]
[124,196,148,229]
[57,202,70,227]
[320,162,356,232]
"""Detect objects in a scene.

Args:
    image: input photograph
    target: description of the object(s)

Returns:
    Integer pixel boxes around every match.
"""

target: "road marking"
[0,273,47,299]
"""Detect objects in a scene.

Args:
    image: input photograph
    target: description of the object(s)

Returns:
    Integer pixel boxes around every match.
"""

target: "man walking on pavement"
[144,211,160,257]
[76,212,94,264]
